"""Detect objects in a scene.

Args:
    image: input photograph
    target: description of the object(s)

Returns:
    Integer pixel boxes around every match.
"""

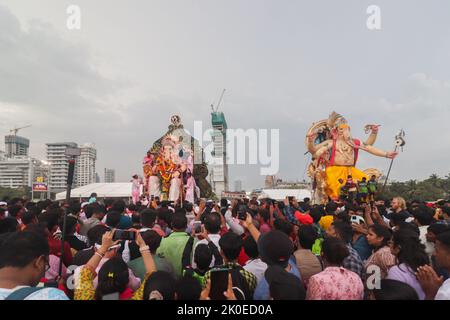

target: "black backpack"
[229,265,253,301]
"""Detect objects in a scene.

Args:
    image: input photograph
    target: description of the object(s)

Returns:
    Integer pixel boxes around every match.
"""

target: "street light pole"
[47,163,51,200]
[58,148,80,278]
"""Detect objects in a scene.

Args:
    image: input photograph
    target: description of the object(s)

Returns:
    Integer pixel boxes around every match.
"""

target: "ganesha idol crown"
[169,114,183,130]
[327,111,348,130]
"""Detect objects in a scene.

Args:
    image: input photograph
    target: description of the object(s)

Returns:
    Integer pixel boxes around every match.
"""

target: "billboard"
[33,183,48,192]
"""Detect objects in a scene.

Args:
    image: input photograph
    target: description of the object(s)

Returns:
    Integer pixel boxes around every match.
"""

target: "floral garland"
[155,155,177,193]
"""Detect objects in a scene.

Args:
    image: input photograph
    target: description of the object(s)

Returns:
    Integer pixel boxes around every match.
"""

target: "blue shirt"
[254,257,301,300]
[353,235,372,261]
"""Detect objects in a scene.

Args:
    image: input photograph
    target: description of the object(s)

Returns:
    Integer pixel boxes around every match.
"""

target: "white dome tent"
[55,183,134,201]
[257,189,312,201]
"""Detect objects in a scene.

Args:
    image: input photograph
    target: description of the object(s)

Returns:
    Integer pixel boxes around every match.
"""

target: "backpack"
[5,287,44,300]
[229,265,252,301]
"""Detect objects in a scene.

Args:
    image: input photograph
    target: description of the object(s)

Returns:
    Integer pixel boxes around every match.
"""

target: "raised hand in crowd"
[199,225,210,242]
[86,230,119,270]
[363,203,374,226]
[195,199,207,221]
[240,212,261,242]
[135,231,157,275]
[351,222,368,235]
[191,224,207,241]
[416,265,444,300]
[371,205,388,227]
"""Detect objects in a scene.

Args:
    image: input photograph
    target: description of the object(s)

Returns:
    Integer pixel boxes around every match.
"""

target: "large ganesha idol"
[143,115,213,203]
[305,112,398,204]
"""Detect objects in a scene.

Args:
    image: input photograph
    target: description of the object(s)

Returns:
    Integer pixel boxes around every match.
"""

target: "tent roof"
[258,189,312,201]
[55,185,312,202]
[55,183,132,200]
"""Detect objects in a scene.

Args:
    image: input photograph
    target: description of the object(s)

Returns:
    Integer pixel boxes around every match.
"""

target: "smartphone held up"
[193,222,202,234]
[113,230,136,241]
[209,269,229,300]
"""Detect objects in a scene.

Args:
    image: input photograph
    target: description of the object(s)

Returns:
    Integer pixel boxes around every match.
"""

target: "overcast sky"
[0,0,449,190]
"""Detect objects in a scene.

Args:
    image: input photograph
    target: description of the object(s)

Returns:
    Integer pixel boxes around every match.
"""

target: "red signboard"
[33,183,48,192]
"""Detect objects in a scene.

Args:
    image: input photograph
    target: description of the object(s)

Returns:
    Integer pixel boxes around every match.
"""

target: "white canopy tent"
[258,189,312,201]
[55,183,133,201]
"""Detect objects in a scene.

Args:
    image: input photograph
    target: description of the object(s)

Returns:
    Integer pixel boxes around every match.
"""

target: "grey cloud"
[0,5,119,117]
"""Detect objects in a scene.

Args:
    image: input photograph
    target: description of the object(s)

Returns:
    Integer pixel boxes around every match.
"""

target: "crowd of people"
[0,194,449,300]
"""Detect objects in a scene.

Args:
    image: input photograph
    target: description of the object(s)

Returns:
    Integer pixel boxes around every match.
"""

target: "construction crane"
[10,125,32,136]
[211,89,226,113]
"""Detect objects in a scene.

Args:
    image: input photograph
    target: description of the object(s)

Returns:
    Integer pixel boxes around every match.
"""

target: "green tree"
[0,187,28,201]
[382,174,449,201]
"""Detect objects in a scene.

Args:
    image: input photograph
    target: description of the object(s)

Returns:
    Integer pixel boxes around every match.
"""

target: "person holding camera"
[72,227,141,294]
[183,225,223,287]
[191,212,223,269]
[224,199,245,236]
[74,230,155,300]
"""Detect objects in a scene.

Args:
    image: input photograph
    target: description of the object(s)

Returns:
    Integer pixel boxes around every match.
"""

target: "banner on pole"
[33,182,48,192]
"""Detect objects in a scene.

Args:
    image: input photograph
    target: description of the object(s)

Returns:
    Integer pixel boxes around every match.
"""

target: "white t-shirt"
[435,278,450,300]
[244,258,268,284]
[191,234,221,269]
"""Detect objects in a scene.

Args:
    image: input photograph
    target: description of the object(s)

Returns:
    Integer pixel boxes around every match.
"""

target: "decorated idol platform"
[306,112,404,204]
[142,115,213,204]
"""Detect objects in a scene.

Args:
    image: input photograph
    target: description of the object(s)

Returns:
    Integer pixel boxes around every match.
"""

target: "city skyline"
[0,139,100,191]
[1,1,450,190]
